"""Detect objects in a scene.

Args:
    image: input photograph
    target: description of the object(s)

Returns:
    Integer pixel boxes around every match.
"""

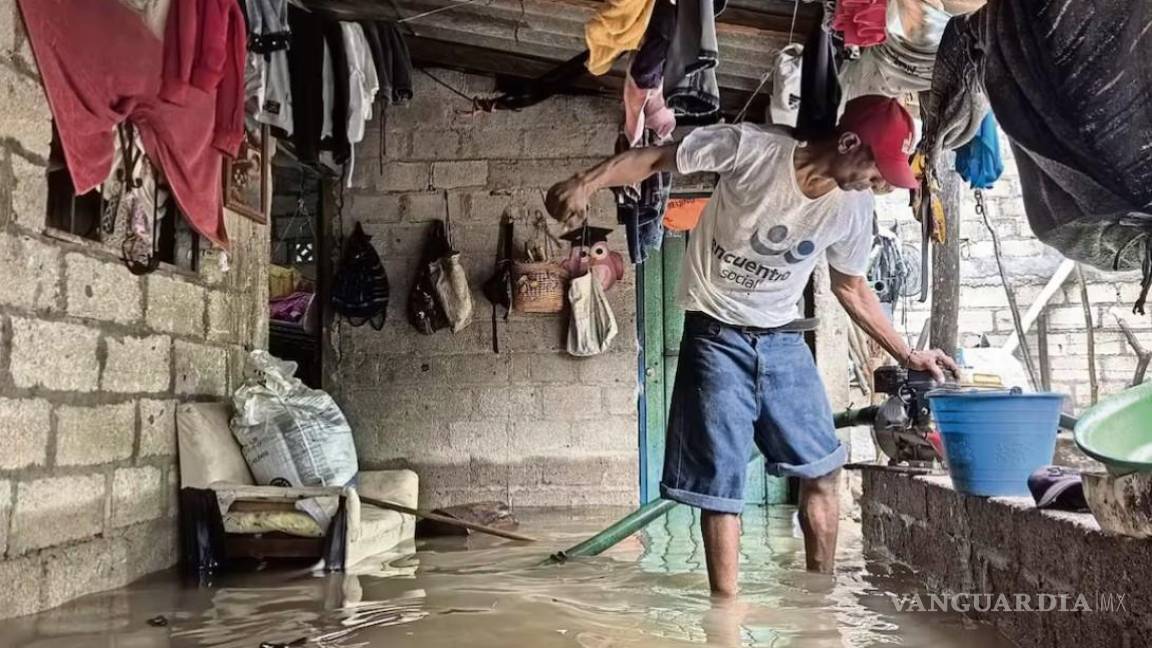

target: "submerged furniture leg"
[549,405,882,563]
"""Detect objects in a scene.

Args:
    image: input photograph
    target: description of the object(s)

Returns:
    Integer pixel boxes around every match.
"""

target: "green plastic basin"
[1074,381,1152,475]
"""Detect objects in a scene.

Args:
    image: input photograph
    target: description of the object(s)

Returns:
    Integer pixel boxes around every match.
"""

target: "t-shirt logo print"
[749,225,816,264]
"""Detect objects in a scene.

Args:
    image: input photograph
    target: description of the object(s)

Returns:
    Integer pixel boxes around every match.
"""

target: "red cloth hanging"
[833,0,889,48]
[17,0,247,247]
[159,0,247,156]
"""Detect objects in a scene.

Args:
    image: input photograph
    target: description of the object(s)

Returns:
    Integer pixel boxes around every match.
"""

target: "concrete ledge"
[862,469,1152,648]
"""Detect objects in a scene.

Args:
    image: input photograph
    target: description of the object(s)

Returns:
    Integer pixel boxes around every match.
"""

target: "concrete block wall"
[334,69,642,509]
[861,470,1152,647]
[875,142,1151,412]
[0,0,270,619]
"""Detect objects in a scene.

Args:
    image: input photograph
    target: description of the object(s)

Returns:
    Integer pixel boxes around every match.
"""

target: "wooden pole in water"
[358,495,539,543]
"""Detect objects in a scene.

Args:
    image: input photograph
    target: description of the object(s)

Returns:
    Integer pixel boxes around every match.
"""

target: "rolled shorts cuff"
[659,484,744,514]
[766,443,848,479]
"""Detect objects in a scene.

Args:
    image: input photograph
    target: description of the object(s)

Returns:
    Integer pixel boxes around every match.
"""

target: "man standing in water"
[546,95,957,596]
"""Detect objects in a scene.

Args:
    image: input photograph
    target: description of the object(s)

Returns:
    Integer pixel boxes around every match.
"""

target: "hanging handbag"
[513,214,568,314]
[407,220,451,335]
[429,212,474,333]
[566,272,618,356]
[332,222,390,330]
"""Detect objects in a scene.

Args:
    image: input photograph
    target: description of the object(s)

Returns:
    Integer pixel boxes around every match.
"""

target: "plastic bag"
[231,351,359,487]
[567,273,618,356]
[429,251,473,332]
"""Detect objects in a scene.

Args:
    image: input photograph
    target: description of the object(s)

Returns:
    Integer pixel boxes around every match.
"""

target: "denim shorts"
[659,312,847,514]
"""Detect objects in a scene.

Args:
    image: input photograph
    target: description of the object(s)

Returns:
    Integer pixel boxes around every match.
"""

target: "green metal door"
[640,234,787,505]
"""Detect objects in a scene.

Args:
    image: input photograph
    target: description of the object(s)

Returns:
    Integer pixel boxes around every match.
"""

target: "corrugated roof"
[304,0,819,117]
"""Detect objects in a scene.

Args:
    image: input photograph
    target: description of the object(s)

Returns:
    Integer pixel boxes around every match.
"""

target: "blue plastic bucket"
[927,390,1065,497]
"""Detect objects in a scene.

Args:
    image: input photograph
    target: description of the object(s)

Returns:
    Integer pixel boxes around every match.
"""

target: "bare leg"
[701,511,741,597]
[701,595,752,646]
[798,470,840,573]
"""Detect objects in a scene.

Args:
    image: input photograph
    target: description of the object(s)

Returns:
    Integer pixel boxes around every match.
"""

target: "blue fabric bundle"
[954,113,1003,190]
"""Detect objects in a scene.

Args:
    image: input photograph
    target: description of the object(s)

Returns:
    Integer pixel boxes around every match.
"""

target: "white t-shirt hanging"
[321,41,334,140]
[339,22,380,187]
[341,22,379,144]
[244,0,293,135]
[768,43,803,127]
[676,124,874,328]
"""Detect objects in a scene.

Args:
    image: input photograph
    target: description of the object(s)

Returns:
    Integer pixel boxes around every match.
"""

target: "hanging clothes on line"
[244,0,293,135]
[320,20,351,164]
[371,22,414,106]
[629,0,674,90]
[625,0,676,139]
[286,4,325,162]
[340,22,380,186]
[955,113,1003,190]
[767,43,803,127]
[832,0,888,47]
[321,40,335,143]
[159,0,247,156]
[663,0,726,124]
[795,8,840,141]
[837,0,950,101]
[18,0,240,246]
[919,11,988,155]
[623,71,676,146]
[584,0,656,76]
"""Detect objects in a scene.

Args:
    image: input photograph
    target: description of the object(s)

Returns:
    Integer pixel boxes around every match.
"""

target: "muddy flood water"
[0,506,1015,647]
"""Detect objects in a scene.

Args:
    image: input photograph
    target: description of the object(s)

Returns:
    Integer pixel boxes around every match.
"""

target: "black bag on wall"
[408,220,451,335]
[331,222,390,330]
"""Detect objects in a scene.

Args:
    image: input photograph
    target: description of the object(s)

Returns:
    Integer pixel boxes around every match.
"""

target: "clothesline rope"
[418,67,476,103]
[395,0,490,24]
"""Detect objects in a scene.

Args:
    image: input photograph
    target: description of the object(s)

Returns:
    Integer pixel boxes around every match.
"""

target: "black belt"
[688,311,819,334]
[250,31,291,54]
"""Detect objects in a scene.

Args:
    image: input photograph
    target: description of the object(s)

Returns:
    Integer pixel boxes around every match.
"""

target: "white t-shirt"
[676,123,874,328]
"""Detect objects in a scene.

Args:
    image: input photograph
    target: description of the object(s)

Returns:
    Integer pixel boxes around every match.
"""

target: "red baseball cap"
[838,95,918,189]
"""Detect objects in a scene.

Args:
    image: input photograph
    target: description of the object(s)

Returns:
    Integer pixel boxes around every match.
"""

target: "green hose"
[548,405,881,563]
[833,406,878,429]
[547,497,679,563]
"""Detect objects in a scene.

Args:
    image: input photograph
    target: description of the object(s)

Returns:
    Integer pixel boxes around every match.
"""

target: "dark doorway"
[267,148,327,388]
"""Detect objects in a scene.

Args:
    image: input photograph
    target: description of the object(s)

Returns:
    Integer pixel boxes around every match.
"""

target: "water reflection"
[0,507,1015,648]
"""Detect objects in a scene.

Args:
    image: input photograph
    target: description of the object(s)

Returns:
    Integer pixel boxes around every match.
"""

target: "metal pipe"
[548,405,881,563]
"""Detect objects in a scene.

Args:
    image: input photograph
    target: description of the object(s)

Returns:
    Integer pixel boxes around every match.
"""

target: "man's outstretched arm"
[829,268,959,383]
[545,144,679,226]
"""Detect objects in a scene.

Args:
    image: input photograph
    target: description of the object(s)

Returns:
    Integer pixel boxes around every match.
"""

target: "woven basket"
[513,262,568,313]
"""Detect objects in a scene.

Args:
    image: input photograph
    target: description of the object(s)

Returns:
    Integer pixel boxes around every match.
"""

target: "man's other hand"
[545,177,590,230]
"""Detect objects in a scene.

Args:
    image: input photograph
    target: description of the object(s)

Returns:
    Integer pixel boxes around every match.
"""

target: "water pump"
[870,365,943,466]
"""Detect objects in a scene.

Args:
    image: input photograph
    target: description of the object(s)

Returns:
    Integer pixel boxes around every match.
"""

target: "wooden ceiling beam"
[405,36,770,121]
[304,0,816,37]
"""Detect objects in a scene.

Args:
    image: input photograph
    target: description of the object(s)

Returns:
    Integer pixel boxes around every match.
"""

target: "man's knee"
[800,469,841,496]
